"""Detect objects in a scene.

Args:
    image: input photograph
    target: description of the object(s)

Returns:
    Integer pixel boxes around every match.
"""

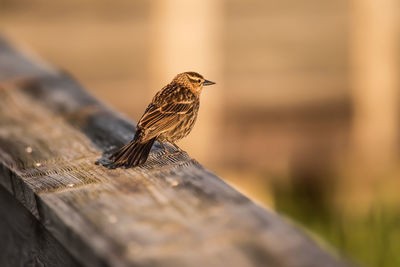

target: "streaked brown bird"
[108,72,215,168]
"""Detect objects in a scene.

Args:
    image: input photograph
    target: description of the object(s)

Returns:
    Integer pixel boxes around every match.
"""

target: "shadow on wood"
[0,35,347,267]
[0,184,83,267]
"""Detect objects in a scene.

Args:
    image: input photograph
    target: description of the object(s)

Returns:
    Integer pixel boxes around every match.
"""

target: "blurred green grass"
[273,179,400,267]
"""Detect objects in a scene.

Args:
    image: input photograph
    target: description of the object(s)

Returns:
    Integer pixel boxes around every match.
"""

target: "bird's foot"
[159,142,186,159]
[160,150,184,158]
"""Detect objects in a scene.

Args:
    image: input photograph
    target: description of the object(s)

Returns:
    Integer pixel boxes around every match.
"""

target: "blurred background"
[1,0,399,266]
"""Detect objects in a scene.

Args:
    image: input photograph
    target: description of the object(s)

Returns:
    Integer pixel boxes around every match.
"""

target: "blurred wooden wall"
[221,0,350,174]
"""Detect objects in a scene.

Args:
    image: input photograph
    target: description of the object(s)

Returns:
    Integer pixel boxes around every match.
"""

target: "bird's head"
[173,72,215,95]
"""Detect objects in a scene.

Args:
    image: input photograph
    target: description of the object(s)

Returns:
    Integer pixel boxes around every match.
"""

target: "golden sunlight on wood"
[343,0,400,214]
[350,0,399,171]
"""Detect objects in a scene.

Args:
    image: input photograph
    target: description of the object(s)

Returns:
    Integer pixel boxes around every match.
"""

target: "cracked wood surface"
[0,36,346,267]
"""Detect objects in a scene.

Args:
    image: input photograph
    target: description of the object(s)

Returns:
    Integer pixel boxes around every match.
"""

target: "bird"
[107,71,215,168]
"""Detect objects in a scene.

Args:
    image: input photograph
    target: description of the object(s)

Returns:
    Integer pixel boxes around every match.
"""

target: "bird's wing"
[137,100,194,142]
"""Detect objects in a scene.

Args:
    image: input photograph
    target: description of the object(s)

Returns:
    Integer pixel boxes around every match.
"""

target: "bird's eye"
[198,79,201,83]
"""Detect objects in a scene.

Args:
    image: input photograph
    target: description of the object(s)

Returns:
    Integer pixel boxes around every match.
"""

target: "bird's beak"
[203,79,216,86]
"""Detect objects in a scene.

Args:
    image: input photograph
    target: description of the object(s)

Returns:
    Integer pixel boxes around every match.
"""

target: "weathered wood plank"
[0,185,83,267]
[0,35,346,267]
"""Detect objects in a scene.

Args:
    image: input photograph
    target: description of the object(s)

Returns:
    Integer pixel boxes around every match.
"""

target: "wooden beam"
[350,0,399,170]
[0,185,82,266]
[0,36,346,267]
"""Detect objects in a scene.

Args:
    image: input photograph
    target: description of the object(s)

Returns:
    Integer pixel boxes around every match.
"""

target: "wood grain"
[0,36,347,267]
[0,185,83,267]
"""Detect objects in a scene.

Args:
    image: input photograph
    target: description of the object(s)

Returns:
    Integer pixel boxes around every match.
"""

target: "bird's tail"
[109,138,156,168]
